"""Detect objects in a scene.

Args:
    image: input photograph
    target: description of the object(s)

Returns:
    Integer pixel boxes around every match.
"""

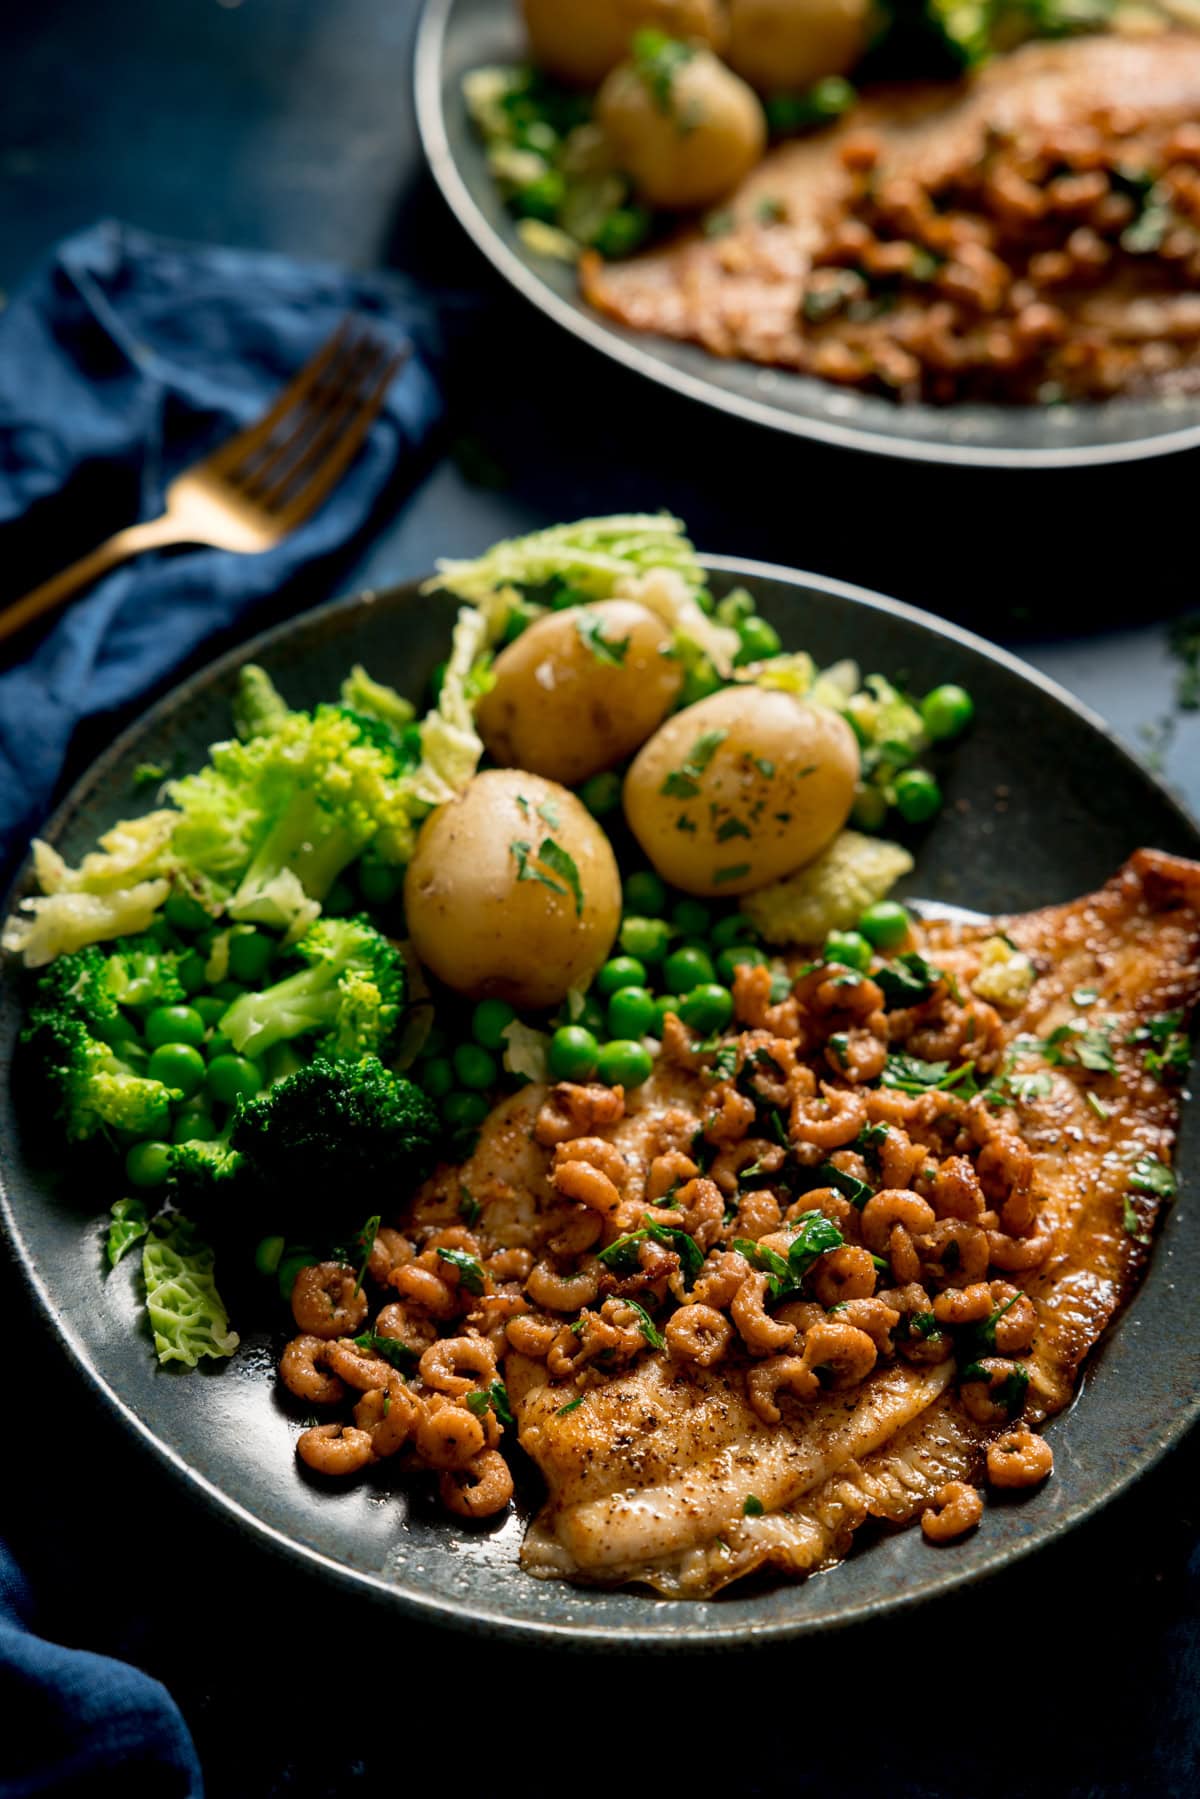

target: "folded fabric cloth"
[0,1542,202,1797]
[0,218,454,871]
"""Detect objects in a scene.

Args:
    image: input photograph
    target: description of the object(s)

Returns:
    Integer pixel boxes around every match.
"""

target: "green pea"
[255,1234,286,1277]
[623,870,667,917]
[417,1022,450,1061]
[894,768,942,824]
[921,683,974,742]
[164,891,211,934]
[515,168,566,222]
[205,1053,264,1105]
[211,980,248,1003]
[734,615,782,665]
[98,1012,141,1049]
[177,951,208,996]
[145,1005,205,1049]
[278,1248,319,1303]
[148,1042,206,1096]
[472,998,516,1052]
[858,900,912,951]
[124,1140,173,1189]
[548,1025,599,1083]
[619,916,672,965]
[823,930,873,973]
[420,1056,455,1101]
[324,879,355,917]
[663,943,716,994]
[172,1107,216,1144]
[578,771,621,818]
[596,1039,653,1088]
[442,1090,490,1131]
[192,996,228,1029]
[453,1043,498,1091]
[851,784,889,833]
[357,858,403,907]
[678,983,734,1034]
[228,930,275,984]
[571,995,607,1037]
[652,995,682,1035]
[205,1032,235,1062]
[711,912,757,949]
[680,659,723,708]
[607,986,657,1040]
[671,899,712,937]
[591,204,650,259]
[715,943,768,984]
[596,955,646,997]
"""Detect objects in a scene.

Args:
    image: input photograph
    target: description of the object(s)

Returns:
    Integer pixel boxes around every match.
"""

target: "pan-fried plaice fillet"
[460,850,1199,1597]
[579,37,1200,403]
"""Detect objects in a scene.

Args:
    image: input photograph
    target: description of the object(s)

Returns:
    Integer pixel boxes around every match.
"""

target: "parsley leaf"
[1123,1196,1153,1246]
[353,1330,418,1369]
[713,864,751,885]
[1129,1156,1176,1199]
[435,1245,486,1295]
[556,1394,584,1415]
[575,612,631,667]
[511,837,584,916]
[465,1389,491,1416]
[880,1054,980,1096]
[537,838,584,916]
[459,1188,482,1226]
[352,1213,382,1298]
[875,952,943,1009]
[489,1379,514,1426]
[818,1160,873,1210]
[622,1296,664,1349]
[660,729,727,798]
[743,1495,765,1516]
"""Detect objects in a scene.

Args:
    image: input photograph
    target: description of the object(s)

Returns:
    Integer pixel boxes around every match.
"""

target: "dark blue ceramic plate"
[415,0,1200,470]
[2,559,1198,1648]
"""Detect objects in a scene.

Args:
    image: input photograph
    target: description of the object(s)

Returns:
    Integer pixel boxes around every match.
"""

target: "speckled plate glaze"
[415,0,1200,470]
[2,559,1199,1649]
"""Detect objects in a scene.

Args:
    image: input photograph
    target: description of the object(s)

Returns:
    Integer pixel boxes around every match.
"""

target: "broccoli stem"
[234,792,368,909]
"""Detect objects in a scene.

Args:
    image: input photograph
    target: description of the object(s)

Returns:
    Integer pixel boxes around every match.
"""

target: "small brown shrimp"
[710,1137,784,1198]
[908,999,1003,1067]
[418,1334,497,1396]
[827,1028,888,1085]
[732,1189,783,1242]
[290,1262,369,1340]
[389,1262,460,1320]
[860,1189,936,1255]
[354,1374,419,1460]
[733,963,801,1038]
[797,1317,877,1390]
[990,1283,1038,1355]
[506,1313,558,1358]
[374,1301,438,1358]
[987,1223,1053,1272]
[670,1177,725,1250]
[746,1354,819,1423]
[833,1296,900,1355]
[664,1303,733,1367]
[878,1126,926,1191]
[646,1149,699,1201]
[916,1219,990,1289]
[704,1085,757,1146]
[279,1335,345,1406]
[922,1481,983,1542]
[987,1425,1054,1488]
[553,1159,622,1215]
[486,1246,534,1282]
[811,1246,879,1309]
[439,1449,514,1519]
[415,1398,487,1470]
[790,1082,868,1151]
[737,1033,804,1106]
[802,968,885,1022]
[932,1282,993,1326]
[546,1208,604,1258]
[534,1081,626,1146]
[930,1156,986,1223]
[366,1226,413,1285]
[426,1225,482,1258]
[692,1249,753,1310]
[787,1187,855,1232]
[547,1314,621,1378]
[731,1272,797,1355]
[525,1257,601,1313]
[324,1338,395,1393]
[960,1356,1027,1425]
[297,1422,375,1477]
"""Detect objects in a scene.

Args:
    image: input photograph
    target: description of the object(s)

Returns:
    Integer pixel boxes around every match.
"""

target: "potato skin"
[598,46,766,210]
[404,771,621,1008]
[521,0,726,88]
[475,600,682,785]
[623,686,860,896]
[725,0,872,93]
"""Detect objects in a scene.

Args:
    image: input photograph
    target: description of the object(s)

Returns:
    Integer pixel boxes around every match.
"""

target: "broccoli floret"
[217,916,405,1061]
[22,1011,180,1142]
[232,664,291,741]
[101,933,187,1008]
[339,665,416,743]
[31,945,124,1042]
[168,1136,248,1218]
[229,1056,440,1234]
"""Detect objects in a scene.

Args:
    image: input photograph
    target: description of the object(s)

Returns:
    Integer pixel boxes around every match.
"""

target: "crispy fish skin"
[510,850,1200,1596]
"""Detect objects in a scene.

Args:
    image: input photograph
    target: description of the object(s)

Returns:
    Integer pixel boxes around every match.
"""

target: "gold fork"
[0,320,408,648]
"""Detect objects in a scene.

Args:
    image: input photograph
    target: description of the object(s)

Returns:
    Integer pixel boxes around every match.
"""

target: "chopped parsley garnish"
[351,1213,382,1299]
[743,1494,765,1516]
[909,1311,940,1339]
[986,1068,1053,1109]
[489,1379,514,1426]
[716,817,751,842]
[660,729,727,798]
[736,1210,843,1300]
[632,26,694,110]
[1129,1155,1176,1199]
[575,612,630,666]
[956,1291,1023,1363]
[1026,1020,1117,1074]
[854,1121,889,1161]
[818,1160,872,1210]
[1127,1012,1191,1082]
[1086,1091,1111,1120]
[537,799,560,829]
[510,836,584,916]
[875,951,943,1009]
[353,1330,417,1369]
[459,1188,482,1226]
[1072,987,1098,1007]
[880,1054,980,1096]
[598,1221,705,1283]
[754,757,775,778]
[622,1296,664,1349]
[435,1245,486,1295]
[713,863,751,885]
[827,1031,851,1070]
[960,1359,1029,1418]
[465,1389,491,1416]
[708,1042,739,1082]
[556,1394,584,1415]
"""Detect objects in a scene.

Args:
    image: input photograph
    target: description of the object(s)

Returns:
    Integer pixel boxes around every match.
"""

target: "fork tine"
[246,332,392,511]
[270,348,408,530]
[201,319,356,477]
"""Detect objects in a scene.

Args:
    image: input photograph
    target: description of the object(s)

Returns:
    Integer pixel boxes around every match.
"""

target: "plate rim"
[413,0,1200,473]
[3,553,1199,1650]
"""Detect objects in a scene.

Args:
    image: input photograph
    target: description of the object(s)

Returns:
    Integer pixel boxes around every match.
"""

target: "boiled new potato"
[522,0,726,88]
[725,0,873,93]
[404,770,621,1008]
[623,685,859,896]
[475,600,683,785]
[597,45,766,210]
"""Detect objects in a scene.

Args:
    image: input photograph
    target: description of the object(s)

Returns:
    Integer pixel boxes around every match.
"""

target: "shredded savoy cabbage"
[142,1216,240,1368]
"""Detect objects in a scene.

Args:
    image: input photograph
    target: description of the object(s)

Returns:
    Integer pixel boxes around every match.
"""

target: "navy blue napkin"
[0,218,452,867]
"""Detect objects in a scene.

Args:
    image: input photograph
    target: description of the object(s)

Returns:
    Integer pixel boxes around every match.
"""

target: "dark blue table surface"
[3,3,1199,1793]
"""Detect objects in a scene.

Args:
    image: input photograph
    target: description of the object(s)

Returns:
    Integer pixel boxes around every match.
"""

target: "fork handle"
[0,515,184,648]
